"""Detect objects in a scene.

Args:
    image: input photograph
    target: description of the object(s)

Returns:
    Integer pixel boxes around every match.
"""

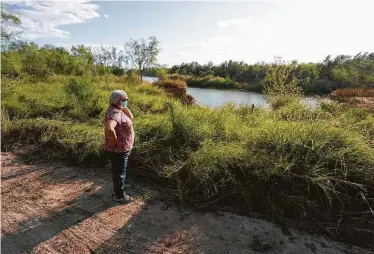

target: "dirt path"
[1,152,371,254]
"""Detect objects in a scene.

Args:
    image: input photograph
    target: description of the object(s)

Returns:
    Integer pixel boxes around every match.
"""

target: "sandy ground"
[352,97,374,111]
[1,152,372,254]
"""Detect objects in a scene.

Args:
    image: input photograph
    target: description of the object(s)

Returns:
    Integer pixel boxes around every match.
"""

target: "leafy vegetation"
[169,54,374,94]
[262,59,303,109]
[1,3,22,43]
[1,37,160,80]
[2,74,374,228]
[1,6,374,235]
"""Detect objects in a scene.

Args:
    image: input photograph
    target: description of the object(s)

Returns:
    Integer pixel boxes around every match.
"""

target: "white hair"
[109,90,128,105]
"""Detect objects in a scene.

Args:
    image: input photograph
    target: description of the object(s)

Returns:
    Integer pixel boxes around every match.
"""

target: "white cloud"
[104,14,109,19]
[5,1,100,39]
[218,16,252,28]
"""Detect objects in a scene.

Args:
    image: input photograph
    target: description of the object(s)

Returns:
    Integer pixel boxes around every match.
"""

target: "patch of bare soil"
[351,97,374,111]
[1,152,372,253]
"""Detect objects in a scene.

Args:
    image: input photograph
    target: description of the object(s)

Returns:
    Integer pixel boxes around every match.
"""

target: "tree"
[262,57,302,97]
[92,45,125,76]
[70,45,94,75]
[1,4,22,44]
[262,57,303,109]
[124,36,160,82]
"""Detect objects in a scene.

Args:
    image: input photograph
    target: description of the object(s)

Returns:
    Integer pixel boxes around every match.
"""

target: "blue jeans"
[107,151,130,199]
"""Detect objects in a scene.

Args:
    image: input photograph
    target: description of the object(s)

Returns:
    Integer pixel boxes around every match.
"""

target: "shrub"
[262,61,302,97]
[1,52,22,78]
[266,95,299,110]
[125,71,141,86]
[303,78,337,95]
[246,82,263,92]
[65,77,102,120]
[262,59,303,109]
[1,79,73,119]
[155,79,187,89]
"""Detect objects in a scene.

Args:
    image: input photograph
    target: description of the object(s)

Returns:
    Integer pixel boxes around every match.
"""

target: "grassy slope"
[2,75,374,226]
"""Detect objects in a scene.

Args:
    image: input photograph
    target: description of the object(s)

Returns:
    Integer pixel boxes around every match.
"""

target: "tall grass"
[2,75,374,228]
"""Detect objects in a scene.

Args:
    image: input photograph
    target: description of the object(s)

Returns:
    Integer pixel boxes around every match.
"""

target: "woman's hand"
[122,107,134,120]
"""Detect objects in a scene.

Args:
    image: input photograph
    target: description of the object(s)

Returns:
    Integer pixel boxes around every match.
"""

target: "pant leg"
[109,151,130,199]
[118,151,130,196]
[109,152,122,198]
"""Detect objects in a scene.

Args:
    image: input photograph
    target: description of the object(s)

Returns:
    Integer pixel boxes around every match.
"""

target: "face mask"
[120,100,128,108]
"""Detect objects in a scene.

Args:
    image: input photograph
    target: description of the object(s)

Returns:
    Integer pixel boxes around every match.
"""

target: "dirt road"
[1,152,371,253]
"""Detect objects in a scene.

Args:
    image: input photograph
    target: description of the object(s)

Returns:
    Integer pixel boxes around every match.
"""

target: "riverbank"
[330,88,374,112]
[2,75,374,249]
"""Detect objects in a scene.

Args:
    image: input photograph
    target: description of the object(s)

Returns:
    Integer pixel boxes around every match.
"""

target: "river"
[142,76,319,108]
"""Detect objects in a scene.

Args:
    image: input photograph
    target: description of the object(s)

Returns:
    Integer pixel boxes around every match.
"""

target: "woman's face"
[116,97,128,109]
[120,99,128,108]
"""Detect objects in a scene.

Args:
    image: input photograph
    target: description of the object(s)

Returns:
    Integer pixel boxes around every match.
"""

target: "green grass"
[2,75,374,228]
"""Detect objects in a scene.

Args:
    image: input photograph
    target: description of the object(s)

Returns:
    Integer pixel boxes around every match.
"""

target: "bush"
[65,77,102,120]
[246,82,263,92]
[262,61,303,109]
[1,79,73,119]
[126,71,141,86]
[265,95,299,110]
[303,79,337,95]
[155,79,187,89]
[1,52,22,78]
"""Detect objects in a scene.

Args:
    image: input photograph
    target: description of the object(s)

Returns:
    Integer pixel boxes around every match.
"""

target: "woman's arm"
[106,119,118,145]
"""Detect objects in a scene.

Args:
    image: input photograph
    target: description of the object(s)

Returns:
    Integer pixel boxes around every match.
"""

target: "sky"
[4,0,374,67]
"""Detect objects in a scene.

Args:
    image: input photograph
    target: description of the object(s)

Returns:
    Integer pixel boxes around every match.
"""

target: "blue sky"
[5,1,374,66]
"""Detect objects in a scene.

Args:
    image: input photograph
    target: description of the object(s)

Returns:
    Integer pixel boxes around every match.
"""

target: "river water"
[142,76,319,108]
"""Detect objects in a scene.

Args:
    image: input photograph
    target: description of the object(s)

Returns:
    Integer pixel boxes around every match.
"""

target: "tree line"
[167,54,374,94]
[1,38,161,80]
[1,5,160,80]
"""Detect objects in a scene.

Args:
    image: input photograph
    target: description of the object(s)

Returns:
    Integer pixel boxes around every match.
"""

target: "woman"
[104,90,134,202]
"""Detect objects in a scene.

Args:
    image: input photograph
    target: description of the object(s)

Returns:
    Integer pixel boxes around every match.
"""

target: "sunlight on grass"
[2,76,374,226]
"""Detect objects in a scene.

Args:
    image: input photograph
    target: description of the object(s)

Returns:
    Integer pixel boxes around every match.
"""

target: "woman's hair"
[109,90,127,105]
